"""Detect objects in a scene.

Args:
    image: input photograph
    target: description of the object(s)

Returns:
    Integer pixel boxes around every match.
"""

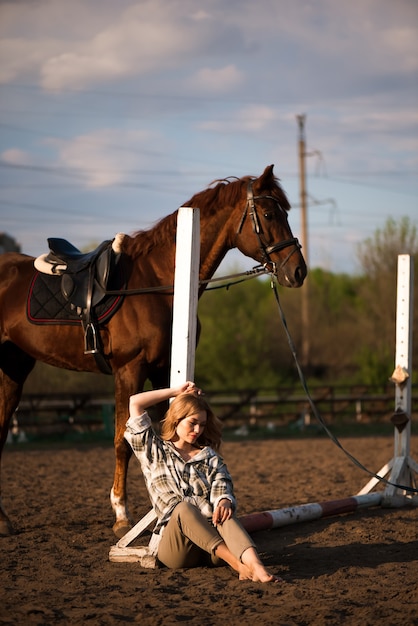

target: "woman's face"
[175,410,207,446]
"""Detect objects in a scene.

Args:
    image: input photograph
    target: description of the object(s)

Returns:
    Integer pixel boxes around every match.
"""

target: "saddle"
[34,233,125,374]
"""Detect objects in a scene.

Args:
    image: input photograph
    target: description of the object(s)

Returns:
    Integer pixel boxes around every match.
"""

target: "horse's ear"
[254,164,275,190]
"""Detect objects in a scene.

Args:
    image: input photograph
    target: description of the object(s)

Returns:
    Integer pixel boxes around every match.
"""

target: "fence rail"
[206,384,418,430]
[8,383,418,440]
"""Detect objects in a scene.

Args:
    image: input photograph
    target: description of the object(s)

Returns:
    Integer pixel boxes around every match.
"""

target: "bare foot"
[238,561,283,583]
[239,547,284,583]
[214,542,284,584]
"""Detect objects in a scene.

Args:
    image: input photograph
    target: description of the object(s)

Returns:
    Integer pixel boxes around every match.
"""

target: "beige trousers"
[157,501,256,569]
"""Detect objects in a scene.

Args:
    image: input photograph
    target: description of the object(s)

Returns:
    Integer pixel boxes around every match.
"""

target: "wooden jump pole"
[240,494,383,533]
[358,254,418,505]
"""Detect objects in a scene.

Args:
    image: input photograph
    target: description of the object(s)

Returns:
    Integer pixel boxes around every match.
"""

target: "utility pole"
[297,114,310,368]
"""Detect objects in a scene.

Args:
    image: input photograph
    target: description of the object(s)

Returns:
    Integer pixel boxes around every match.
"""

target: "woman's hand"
[177,381,203,397]
[212,498,233,525]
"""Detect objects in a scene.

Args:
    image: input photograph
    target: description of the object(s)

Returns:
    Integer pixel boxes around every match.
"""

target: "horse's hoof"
[0,519,14,536]
[112,520,132,539]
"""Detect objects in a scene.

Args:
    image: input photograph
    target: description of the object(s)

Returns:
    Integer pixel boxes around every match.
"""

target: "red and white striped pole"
[240,493,382,533]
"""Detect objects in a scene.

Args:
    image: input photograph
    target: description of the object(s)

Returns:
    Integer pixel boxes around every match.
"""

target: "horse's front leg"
[110,362,147,538]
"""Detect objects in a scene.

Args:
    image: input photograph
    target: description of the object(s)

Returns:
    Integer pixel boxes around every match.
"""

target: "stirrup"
[84,322,99,355]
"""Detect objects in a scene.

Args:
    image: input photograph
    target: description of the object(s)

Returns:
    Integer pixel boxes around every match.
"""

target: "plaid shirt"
[124,411,236,536]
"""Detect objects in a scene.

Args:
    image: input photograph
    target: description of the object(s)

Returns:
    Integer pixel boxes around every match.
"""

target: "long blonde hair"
[160,393,222,451]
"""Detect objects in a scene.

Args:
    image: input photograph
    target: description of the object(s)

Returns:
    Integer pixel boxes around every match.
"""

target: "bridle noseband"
[236,179,301,271]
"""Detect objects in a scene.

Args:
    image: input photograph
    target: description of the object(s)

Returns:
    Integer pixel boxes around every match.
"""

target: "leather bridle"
[236,179,301,272]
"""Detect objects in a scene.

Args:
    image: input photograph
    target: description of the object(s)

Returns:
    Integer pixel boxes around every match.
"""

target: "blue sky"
[0,0,417,275]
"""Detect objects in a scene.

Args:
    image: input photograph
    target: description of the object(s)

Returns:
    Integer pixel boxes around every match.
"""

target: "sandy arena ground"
[1,435,417,625]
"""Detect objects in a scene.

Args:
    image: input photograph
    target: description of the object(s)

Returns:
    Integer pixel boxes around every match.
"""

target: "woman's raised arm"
[129,381,199,417]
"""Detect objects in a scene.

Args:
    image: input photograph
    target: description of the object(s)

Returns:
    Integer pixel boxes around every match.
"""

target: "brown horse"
[0,164,306,537]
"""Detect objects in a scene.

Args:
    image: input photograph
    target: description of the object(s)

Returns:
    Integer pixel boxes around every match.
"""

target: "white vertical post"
[393,255,414,458]
[110,207,201,559]
[384,254,416,500]
[169,207,200,387]
[358,254,417,501]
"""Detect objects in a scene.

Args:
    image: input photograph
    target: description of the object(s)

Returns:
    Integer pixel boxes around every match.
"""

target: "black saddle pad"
[27,270,125,326]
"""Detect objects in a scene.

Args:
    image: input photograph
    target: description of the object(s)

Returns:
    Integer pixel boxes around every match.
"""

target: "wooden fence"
[8,383,418,441]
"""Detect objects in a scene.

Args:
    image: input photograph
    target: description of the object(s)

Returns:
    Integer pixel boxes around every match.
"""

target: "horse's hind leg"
[0,342,35,535]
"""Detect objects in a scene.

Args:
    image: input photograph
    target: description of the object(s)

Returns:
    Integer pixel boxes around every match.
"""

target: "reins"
[105,265,269,297]
[269,275,418,495]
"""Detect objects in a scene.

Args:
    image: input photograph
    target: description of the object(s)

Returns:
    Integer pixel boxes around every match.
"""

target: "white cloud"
[46,128,164,188]
[41,53,126,90]
[44,2,195,84]
[1,148,31,165]
[199,104,278,133]
[0,37,58,83]
[190,10,212,22]
[190,65,243,92]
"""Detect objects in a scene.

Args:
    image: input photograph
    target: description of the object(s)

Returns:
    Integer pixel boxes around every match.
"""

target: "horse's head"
[234,165,307,287]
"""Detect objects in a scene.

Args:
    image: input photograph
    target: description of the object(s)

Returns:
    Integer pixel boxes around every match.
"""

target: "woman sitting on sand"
[124,381,281,583]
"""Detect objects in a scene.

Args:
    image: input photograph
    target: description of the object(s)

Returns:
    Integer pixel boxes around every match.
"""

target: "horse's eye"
[263,212,273,221]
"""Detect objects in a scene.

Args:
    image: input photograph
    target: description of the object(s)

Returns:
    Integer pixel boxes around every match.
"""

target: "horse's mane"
[126,170,288,257]
[128,175,254,256]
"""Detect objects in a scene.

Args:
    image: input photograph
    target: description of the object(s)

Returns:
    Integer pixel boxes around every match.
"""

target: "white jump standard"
[358,254,418,506]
